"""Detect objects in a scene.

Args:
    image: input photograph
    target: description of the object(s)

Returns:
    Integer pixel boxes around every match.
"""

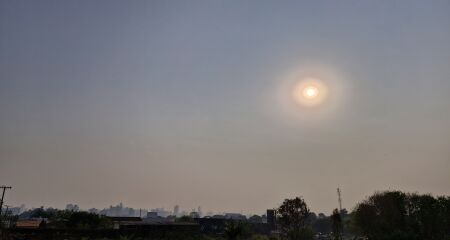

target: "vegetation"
[277,197,314,240]
[19,208,112,229]
[224,220,251,240]
[353,191,450,240]
[175,215,195,223]
[330,209,342,240]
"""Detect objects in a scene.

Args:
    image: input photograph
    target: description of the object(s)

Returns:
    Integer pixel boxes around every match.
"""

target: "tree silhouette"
[277,197,313,240]
[353,191,450,240]
[224,220,251,240]
[330,208,342,240]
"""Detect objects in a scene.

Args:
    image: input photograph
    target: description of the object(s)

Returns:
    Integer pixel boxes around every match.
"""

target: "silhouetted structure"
[337,188,342,212]
[15,219,46,229]
[173,205,179,217]
[0,186,12,216]
[266,209,276,230]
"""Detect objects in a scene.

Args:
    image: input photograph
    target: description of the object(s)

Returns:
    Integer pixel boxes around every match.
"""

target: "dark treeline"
[15,208,113,229]
[276,191,450,240]
[353,191,450,240]
[1,190,449,240]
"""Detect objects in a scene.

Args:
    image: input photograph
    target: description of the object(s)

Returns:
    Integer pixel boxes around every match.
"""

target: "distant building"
[128,208,135,217]
[150,208,171,218]
[267,209,276,229]
[99,202,144,217]
[173,205,179,217]
[224,213,246,220]
[197,206,202,217]
[190,211,200,218]
[15,219,46,229]
[147,212,158,218]
[205,211,214,217]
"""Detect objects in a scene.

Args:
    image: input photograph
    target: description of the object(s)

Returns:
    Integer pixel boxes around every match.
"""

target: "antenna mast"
[337,188,342,212]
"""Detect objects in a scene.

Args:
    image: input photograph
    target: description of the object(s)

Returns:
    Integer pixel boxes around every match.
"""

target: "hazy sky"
[1,0,449,215]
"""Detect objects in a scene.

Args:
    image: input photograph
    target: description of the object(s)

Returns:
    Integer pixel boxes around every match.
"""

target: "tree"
[248,215,263,223]
[353,191,409,240]
[66,211,111,229]
[407,193,447,240]
[330,209,342,240]
[277,197,314,240]
[312,216,331,234]
[19,208,112,229]
[436,196,450,238]
[224,220,251,240]
[352,191,450,240]
[176,215,195,223]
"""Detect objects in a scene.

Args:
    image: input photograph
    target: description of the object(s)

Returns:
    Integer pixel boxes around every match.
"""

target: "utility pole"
[337,188,342,212]
[0,186,12,216]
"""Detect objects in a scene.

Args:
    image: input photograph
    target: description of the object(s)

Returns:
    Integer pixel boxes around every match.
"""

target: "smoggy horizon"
[1,0,449,215]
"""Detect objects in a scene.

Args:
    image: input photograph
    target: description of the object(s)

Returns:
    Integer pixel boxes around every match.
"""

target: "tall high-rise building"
[197,206,202,217]
[173,205,179,217]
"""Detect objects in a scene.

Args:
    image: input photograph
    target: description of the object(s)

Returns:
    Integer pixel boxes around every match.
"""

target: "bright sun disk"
[292,79,328,107]
[304,86,318,98]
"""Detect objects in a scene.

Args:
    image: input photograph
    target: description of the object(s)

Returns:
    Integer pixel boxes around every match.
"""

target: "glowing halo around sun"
[292,78,328,107]
[271,63,348,123]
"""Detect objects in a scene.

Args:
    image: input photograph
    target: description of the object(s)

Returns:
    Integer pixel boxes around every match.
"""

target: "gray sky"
[1,0,449,215]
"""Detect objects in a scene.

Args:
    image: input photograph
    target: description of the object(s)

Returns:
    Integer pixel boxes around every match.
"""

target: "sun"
[303,86,319,98]
[292,78,328,107]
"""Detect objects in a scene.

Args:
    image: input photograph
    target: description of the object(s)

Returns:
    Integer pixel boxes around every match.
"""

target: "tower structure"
[337,188,342,212]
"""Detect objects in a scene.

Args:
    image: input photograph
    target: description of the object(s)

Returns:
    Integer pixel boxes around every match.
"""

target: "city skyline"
[5,202,266,218]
